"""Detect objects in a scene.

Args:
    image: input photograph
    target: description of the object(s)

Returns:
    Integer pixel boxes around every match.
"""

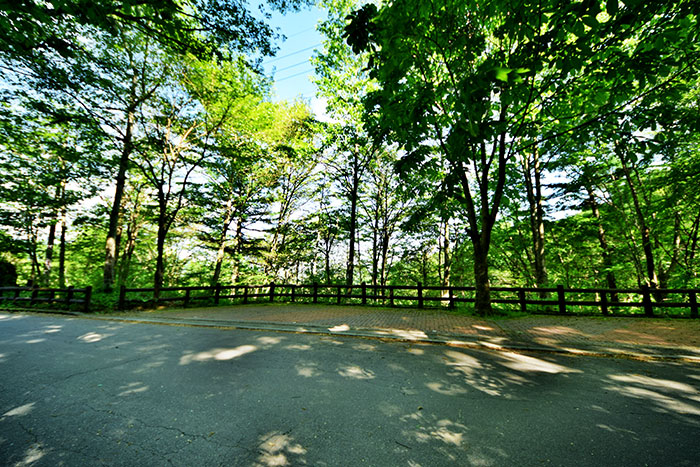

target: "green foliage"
[1,0,699,309]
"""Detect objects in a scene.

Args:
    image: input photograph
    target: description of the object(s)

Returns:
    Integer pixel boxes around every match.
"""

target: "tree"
[1,0,312,292]
[346,0,700,313]
[314,0,381,286]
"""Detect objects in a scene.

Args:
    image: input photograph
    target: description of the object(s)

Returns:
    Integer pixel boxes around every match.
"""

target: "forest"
[0,0,699,314]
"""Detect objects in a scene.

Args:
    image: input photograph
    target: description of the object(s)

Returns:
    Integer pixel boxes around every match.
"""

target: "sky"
[260,5,328,118]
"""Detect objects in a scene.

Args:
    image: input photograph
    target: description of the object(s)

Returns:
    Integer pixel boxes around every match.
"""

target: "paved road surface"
[1,312,699,466]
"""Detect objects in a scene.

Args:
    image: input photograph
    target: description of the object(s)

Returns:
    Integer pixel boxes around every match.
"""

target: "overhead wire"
[272,58,313,74]
[275,68,315,82]
[263,43,322,64]
[283,27,317,39]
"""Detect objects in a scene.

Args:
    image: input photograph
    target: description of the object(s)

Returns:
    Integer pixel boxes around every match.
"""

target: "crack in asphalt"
[59,356,147,382]
[83,402,249,465]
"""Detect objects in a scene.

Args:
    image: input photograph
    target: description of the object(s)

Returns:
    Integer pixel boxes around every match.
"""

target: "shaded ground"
[2,312,700,466]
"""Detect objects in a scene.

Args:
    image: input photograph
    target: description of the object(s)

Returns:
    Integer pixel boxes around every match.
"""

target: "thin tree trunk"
[29,227,40,286]
[153,198,168,301]
[42,185,63,286]
[103,105,135,292]
[371,195,380,287]
[380,229,389,287]
[440,219,451,299]
[117,216,140,288]
[585,183,618,300]
[618,146,658,290]
[58,204,67,289]
[42,220,57,287]
[211,200,234,287]
[658,212,682,290]
[522,149,547,296]
[346,173,358,286]
[231,218,244,284]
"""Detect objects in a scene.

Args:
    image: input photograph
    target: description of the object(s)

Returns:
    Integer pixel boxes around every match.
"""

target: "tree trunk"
[103,106,135,292]
[324,245,332,283]
[117,217,140,288]
[231,218,244,284]
[618,146,658,290]
[42,220,57,287]
[346,174,359,286]
[29,227,40,286]
[153,199,168,301]
[440,219,451,299]
[585,183,618,300]
[522,148,547,295]
[58,204,67,289]
[658,212,682,290]
[380,228,389,287]
[211,201,234,287]
[371,200,380,287]
[473,238,491,314]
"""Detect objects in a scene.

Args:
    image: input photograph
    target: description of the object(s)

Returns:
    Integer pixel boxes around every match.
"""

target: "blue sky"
[261,5,327,106]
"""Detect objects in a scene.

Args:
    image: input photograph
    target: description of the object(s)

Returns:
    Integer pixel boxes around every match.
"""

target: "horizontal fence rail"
[0,286,92,312]
[117,282,700,318]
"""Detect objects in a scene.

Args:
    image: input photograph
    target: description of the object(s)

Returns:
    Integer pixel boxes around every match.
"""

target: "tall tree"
[346,0,699,313]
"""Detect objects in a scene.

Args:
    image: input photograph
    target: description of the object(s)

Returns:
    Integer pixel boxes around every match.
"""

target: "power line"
[275,68,315,82]
[272,58,312,74]
[264,43,322,64]
[283,27,316,39]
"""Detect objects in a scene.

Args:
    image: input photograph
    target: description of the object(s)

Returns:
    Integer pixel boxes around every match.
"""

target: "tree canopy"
[1,0,699,315]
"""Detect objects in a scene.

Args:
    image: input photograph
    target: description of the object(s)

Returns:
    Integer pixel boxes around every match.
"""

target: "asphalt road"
[1,312,699,466]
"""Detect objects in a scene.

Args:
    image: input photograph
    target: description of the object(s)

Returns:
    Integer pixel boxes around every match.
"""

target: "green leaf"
[606,0,619,15]
[582,16,598,29]
[494,67,510,82]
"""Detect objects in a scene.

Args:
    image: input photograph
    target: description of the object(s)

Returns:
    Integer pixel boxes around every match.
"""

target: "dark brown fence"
[0,286,93,312]
[118,282,699,318]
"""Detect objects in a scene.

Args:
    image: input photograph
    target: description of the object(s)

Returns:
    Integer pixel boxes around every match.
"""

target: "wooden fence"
[118,282,700,318]
[0,286,93,312]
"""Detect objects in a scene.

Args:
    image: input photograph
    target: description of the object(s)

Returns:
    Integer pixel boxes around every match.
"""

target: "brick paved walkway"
[124,304,700,359]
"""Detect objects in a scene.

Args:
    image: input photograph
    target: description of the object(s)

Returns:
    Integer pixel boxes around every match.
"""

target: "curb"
[78,313,700,363]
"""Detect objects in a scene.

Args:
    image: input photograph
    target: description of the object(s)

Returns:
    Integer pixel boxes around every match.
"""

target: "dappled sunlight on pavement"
[254,431,307,467]
[179,345,257,365]
[604,373,700,420]
[109,304,700,359]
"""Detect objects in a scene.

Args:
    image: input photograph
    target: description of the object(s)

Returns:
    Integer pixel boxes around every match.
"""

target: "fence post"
[66,286,74,307]
[641,284,654,317]
[518,288,527,314]
[291,285,296,303]
[361,282,367,305]
[184,288,191,308]
[557,285,566,314]
[243,285,248,304]
[336,285,342,304]
[118,285,126,310]
[417,282,423,308]
[313,282,318,304]
[600,291,609,316]
[214,283,221,305]
[449,287,455,309]
[269,282,275,302]
[30,287,38,305]
[689,291,697,319]
[14,288,20,301]
[390,286,395,307]
[83,286,92,313]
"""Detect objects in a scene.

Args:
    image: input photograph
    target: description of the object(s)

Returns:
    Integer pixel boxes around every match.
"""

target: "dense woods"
[1,0,699,314]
